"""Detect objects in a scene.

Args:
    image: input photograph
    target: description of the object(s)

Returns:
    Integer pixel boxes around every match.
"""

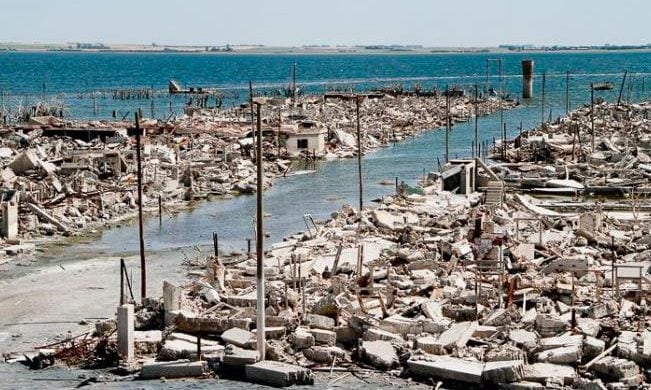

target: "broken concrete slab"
[360,340,398,370]
[482,360,525,384]
[304,313,335,330]
[309,328,336,346]
[591,356,640,381]
[159,333,223,361]
[288,327,315,350]
[407,356,484,384]
[221,327,255,349]
[433,321,477,352]
[140,360,207,379]
[222,344,259,367]
[535,345,581,364]
[245,361,314,387]
[522,363,576,386]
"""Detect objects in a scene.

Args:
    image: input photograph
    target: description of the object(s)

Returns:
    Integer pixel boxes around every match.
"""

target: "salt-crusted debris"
[11,99,651,388]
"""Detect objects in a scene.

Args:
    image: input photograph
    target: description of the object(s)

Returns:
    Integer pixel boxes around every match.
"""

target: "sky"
[0,0,649,47]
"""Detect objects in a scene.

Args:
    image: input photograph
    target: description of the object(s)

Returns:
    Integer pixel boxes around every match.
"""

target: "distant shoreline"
[1,44,651,56]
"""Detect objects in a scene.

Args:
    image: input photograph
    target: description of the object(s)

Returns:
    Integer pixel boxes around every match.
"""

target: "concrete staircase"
[484,180,504,205]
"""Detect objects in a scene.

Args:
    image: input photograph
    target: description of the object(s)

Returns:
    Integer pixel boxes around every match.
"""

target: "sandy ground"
[0,250,188,355]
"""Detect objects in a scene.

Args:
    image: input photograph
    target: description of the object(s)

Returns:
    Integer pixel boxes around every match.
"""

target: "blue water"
[0,51,649,120]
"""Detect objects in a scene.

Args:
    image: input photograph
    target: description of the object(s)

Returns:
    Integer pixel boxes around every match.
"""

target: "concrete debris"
[15,98,651,387]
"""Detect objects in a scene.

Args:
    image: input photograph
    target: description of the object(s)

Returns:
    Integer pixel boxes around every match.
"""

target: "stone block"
[140,360,207,379]
[310,328,336,346]
[221,327,255,349]
[304,313,335,330]
[117,304,134,362]
[245,360,313,387]
[360,340,398,370]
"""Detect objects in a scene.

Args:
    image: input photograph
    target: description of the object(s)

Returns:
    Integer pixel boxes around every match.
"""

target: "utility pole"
[255,102,266,360]
[356,95,364,213]
[292,62,297,100]
[565,71,570,115]
[445,86,450,163]
[129,113,146,302]
[591,83,595,151]
[474,84,479,158]
[541,72,546,127]
[249,81,255,158]
[617,70,628,106]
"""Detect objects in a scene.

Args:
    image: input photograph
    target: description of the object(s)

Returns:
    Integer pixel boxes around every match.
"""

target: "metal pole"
[565,70,570,115]
[445,86,450,163]
[356,95,363,213]
[541,72,546,127]
[591,83,595,151]
[474,84,479,158]
[255,102,266,360]
[135,113,146,302]
[249,81,255,159]
[617,71,628,106]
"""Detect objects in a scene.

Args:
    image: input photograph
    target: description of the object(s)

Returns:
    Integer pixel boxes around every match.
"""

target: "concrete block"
[140,360,207,379]
[407,356,484,384]
[416,336,439,354]
[360,340,398,370]
[422,317,451,334]
[582,336,605,361]
[221,327,255,349]
[245,360,314,387]
[310,328,336,346]
[159,332,223,361]
[509,329,538,348]
[117,304,134,362]
[591,356,640,381]
[288,327,315,350]
[304,313,335,330]
[163,281,182,326]
[9,150,40,174]
[363,328,403,343]
[536,345,581,364]
[482,360,525,384]
[523,363,576,386]
[302,345,346,364]
[222,345,259,367]
[252,326,286,340]
[421,300,443,319]
[539,334,583,350]
[434,321,477,352]
[534,314,569,336]
[501,381,546,390]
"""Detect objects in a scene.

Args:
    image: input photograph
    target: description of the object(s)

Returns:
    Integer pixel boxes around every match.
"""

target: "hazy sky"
[1,0,649,47]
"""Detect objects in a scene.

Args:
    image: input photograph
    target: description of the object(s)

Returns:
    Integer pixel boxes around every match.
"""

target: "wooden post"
[356,95,363,213]
[213,232,219,258]
[158,194,162,225]
[255,102,266,360]
[120,258,125,305]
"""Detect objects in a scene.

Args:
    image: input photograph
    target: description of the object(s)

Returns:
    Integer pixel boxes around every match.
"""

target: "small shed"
[441,159,476,195]
[285,121,327,157]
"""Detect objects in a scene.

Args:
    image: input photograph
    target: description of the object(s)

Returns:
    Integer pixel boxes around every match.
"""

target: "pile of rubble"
[53,99,649,388]
[0,93,515,258]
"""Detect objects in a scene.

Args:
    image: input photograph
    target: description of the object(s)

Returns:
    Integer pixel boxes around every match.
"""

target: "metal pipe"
[255,102,266,360]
